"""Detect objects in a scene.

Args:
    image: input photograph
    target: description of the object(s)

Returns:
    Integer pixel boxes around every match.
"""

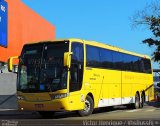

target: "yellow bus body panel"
[17,38,154,112]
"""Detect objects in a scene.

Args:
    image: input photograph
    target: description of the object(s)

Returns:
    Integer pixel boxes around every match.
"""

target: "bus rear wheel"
[134,93,140,109]
[126,93,140,109]
[78,95,94,116]
[140,93,145,108]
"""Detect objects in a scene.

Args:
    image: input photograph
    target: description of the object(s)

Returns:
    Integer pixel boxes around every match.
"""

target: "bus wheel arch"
[78,93,94,116]
[87,93,94,107]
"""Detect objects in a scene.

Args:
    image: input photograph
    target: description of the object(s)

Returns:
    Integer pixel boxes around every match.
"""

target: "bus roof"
[24,38,151,59]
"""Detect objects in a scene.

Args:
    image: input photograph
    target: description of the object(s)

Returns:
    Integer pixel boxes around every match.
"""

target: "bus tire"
[78,95,94,116]
[140,93,145,108]
[38,111,55,118]
[134,93,140,109]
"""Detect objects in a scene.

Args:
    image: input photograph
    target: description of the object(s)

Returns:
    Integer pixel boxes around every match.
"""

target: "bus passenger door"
[68,42,84,110]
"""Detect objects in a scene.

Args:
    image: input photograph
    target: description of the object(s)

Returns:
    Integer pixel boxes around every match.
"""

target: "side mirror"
[8,56,19,72]
[64,52,73,68]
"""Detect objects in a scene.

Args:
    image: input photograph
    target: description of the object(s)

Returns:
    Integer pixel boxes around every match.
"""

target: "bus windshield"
[18,42,69,93]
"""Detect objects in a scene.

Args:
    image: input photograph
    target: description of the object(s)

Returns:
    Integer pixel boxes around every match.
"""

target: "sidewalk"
[0,95,17,109]
[0,73,17,109]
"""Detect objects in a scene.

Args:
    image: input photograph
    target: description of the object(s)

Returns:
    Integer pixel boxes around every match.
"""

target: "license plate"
[35,104,44,109]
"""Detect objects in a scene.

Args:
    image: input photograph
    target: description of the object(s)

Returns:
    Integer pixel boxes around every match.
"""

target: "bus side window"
[70,42,84,92]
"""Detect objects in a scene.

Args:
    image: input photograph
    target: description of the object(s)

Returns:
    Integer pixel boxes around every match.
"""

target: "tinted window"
[112,51,123,70]
[86,45,101,67]
[139,58,145,73]
[122,53,152,73]
[143,58,152,73]
[18,42,69,93]
[132,56,140,72]
[100,48,113,69]
[70,42,84,92]
[86,44,152,74]
[122,54,133,71]
[72,43,83,63]
[40,43,69,92]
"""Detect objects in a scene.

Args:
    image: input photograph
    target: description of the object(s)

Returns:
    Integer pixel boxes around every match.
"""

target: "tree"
[132,1,160,63]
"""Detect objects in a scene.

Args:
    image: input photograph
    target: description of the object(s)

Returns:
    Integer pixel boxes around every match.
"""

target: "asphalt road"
[0,102,160,126]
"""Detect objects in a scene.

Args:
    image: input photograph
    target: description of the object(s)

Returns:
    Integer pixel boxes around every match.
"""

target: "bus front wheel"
[78,95,94,116]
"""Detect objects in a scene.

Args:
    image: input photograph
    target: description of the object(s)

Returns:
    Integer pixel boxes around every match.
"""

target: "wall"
[0,0,55,63]
[0,0,55,109]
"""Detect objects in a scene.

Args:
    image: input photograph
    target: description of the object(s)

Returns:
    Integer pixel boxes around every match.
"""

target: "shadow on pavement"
[0,101,159,119]
[0,105,128,119]
[38,106,127,119]
[145,101,160,108]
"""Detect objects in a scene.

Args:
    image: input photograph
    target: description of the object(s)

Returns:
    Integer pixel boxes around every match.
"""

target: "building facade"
[0,0,55,72]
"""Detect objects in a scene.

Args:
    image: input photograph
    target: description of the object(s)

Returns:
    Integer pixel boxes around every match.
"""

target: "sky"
[22,0,159,69]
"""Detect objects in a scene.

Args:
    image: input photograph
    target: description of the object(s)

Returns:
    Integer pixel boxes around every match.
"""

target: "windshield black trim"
[18,42,69,93]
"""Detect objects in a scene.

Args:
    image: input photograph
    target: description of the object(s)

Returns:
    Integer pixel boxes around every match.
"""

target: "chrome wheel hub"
[84,100,90,112]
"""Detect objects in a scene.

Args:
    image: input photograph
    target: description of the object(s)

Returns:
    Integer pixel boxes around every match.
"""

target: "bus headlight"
[50,93,69,100]
[17,95,25,100]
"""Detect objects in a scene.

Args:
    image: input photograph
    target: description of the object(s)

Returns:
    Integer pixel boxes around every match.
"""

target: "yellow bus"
[8,38,154,117]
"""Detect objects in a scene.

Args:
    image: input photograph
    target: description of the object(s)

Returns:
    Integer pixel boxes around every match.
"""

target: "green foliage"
[142,16,160,62]
[157,82,160,87]
[132,1,160,63]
